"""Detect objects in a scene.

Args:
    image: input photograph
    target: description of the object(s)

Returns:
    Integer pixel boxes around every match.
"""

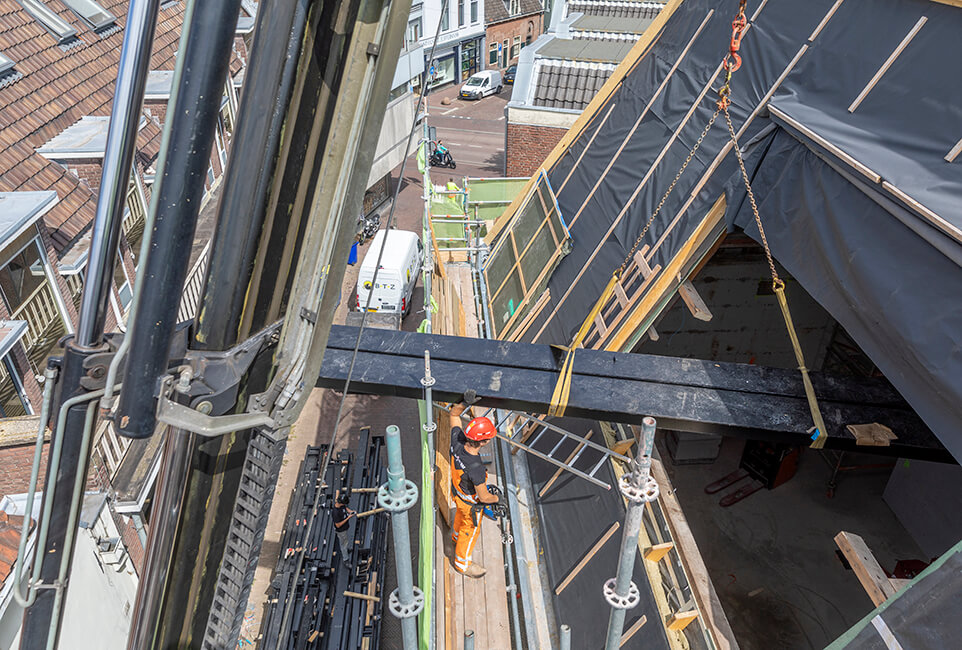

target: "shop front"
[460,37,482,80]
[427,51,457,88]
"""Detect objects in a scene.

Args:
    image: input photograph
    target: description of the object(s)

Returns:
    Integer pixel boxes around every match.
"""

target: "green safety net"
[466,177,528,203]
[417,399,433,649]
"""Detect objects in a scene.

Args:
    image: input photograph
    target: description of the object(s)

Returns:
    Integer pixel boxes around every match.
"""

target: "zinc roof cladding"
[570,14,653,34]
[536,37,633,62]
[0,0,185,251]
[485,0,544,25]
[532,60,613,110]
[567,1,663,20]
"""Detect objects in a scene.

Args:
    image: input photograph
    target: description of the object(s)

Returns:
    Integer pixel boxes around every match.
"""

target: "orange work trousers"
[452,494,481,573]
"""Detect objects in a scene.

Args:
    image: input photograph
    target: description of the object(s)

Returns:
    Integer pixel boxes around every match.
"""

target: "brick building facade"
[485,0,544,70]
[505,121,567,177]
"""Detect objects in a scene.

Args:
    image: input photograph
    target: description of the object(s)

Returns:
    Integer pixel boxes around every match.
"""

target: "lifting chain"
[617,0,749,277]
[717,0,749,110]
[618,108,721,277]
[723,107,782,290]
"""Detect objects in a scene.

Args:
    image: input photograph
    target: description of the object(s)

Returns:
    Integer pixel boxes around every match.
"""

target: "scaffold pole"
[379,424,424,649]
[604,417,659,650]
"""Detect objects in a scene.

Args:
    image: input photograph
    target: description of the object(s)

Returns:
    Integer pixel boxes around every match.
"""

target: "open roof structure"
[487,0,962,461]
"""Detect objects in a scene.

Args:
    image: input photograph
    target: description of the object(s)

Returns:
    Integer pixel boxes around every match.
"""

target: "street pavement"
[240,83,511,646]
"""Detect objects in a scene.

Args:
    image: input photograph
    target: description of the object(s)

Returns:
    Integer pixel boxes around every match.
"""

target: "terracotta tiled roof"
[485,0,543,26]
[0,0,185,250]
[0,509,34,588]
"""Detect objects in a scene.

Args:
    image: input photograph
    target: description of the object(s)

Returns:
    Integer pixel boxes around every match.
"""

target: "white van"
[355,229,424,317]
[459,70,502,100]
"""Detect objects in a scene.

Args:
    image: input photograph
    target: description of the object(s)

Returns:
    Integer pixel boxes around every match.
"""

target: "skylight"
[18,0,78,43]
[61,0,116,31]
[0,52,13,75]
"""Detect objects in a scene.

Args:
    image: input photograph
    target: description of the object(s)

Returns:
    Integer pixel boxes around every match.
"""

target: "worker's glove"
[485,484,502,498]
[461,389,480,406]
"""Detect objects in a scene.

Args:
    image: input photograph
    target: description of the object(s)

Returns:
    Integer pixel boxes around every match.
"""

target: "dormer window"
[61,0,117,32]
[17,0,78,44]
[0,52,22,88]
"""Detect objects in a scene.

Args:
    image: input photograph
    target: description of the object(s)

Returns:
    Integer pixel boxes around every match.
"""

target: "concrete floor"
[659,436,925,650]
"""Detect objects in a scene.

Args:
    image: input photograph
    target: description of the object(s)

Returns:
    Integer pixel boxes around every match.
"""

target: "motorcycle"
[357,210,381,243]
[429,144,456,169]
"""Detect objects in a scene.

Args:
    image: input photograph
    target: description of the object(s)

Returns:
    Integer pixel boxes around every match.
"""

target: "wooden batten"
[606,195,727,352]
[555,521,621,595]
[484,0,686,246]
[677,279,712,321]
[667,610,700,631]
[834,530,902,606]
[644,542,675,563]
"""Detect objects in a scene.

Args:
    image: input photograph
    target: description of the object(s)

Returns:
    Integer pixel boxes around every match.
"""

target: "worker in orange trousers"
[449,404,499,578]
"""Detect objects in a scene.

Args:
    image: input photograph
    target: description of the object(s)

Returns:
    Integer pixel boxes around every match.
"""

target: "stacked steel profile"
[261,428,389,649]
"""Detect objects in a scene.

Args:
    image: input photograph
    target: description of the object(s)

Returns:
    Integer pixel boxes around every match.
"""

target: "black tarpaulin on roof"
[511,0,962,462]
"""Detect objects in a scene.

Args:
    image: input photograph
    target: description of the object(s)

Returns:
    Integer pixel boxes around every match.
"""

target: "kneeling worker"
[449,404,499,578]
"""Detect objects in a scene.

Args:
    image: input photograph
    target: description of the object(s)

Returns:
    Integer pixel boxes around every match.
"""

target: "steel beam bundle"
[261,430,389,649]
[317,326,951,462]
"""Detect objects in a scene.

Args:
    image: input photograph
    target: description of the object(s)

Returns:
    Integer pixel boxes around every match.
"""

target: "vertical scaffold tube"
[464,630,475,650]
[421,351,437,649]
[379,425,424,649]
[560,623,572,650]
[603,417,659,650]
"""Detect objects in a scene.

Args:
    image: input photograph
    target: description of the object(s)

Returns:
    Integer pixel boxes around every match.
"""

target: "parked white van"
[459,70,502,100]
[355,229,424,317]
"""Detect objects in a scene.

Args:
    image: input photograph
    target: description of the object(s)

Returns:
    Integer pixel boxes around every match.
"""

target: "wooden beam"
[834,531,898,606]
[612,438,634,457]
[538,430,594,498]
[644,542,674,563]
[356,507,385,518]
[667,610,699,631]
[344,590,380,602]
[677,279,712,321]
[607,195,727,351]
[620,615,647,647]
[649,458,738,650]
[555,521,620,595]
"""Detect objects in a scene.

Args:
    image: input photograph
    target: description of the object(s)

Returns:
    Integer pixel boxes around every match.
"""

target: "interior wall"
[639,242,836,371]
[884,459,962,559]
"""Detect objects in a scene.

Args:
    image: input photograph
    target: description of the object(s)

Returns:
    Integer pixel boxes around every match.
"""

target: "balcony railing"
[90,240,211,480]
[11,281,64,352]
[177,241,210,322]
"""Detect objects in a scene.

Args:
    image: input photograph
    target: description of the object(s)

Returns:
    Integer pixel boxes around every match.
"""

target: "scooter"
[430,147,456,169]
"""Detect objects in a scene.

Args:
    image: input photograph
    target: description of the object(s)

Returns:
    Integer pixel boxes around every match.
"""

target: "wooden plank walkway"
[436,264,512,649]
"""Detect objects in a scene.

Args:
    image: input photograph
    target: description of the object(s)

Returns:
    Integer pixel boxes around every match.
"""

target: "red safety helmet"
[464,416,496,442]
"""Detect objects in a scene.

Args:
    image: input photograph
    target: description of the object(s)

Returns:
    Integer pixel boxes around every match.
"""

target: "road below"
[241,81,511,648]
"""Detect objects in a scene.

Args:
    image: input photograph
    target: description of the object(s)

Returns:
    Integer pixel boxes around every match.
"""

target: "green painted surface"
[417,398,433,650]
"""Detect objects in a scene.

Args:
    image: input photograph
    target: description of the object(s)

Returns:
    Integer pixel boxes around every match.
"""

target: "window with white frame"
[440,6,449,31]
[458,0,464,27]
[511,35,521,59]
[489,41,498,65]
[408,18,421,45]
[471,0,478,23]
[18,0,77,43]
[60,0,116,32]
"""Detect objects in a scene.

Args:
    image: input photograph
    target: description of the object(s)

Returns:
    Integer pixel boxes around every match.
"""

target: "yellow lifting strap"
[548,272,620,417]
[722,108,828,449]
[775,282,828,448]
